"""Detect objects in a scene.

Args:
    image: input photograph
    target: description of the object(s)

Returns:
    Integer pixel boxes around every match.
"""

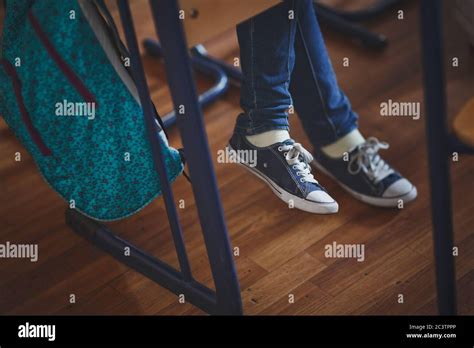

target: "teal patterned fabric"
[0,0,183,221]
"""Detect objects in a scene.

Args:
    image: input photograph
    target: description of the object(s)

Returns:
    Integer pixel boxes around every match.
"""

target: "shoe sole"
[227,145,339,214]
[312,160,418,208]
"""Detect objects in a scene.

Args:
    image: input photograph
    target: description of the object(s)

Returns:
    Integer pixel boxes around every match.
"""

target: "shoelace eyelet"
[278,146,283,152]
[300,178,305,183]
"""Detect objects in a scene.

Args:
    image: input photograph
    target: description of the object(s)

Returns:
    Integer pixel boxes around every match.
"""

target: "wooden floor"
[0,0,473,315]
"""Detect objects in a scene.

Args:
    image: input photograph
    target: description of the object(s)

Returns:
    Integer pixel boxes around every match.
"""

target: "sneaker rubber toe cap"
[383,178,417,200]
[307,190,336,203]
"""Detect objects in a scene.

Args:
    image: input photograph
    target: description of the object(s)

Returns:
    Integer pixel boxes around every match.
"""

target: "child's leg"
[290,0,361,151]
[230,1,338,214]
[234,1,296,140]
[290,0,417,207]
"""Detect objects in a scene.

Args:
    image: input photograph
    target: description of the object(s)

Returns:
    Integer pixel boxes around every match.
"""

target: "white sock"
[246,130,290,147]
[321,129,365,158]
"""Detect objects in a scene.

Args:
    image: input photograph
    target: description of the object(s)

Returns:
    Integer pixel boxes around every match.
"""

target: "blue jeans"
[234,0,358,148]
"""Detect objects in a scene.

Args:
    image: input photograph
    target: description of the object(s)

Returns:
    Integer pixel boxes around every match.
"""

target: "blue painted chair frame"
[66,0,243,315]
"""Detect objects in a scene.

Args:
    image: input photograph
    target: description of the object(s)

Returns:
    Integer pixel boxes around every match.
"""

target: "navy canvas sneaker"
[228,133,338,214]
[313,137,417,207]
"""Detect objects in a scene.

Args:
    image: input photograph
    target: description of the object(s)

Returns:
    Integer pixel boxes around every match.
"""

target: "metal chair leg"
[148,0,242,315]
[67,0,243,315]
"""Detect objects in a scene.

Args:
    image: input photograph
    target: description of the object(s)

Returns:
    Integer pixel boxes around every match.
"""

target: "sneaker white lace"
[348,137,395,184]
[278,142,317,184]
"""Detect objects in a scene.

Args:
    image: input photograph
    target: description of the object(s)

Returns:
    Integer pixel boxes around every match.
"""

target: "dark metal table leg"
[419,0,457,315]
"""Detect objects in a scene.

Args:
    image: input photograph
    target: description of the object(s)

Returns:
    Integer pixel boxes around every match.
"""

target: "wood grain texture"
[179,0,279,47]
[0,0,473,315]
[453,98,474,147]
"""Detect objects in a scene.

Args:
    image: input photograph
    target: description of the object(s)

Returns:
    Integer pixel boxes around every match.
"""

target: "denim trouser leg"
[290,0,358,148]
[234,0,358,145]
[234,1,298,135]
